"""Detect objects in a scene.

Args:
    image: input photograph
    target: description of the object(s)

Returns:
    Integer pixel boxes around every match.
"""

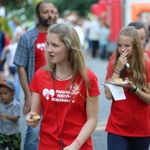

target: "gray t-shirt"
[0,99,21,135]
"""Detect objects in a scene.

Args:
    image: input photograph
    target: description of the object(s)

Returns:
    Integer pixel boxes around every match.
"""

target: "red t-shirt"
[30,69,100,150]
[34,32,46,72]
[105,60,150,137]
[108,52,115,63]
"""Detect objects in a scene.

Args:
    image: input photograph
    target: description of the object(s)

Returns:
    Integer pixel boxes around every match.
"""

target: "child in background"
[0,80,21,150]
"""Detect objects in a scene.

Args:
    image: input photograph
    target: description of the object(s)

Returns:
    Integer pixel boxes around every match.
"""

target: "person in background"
[26,23,100,150]
[99,22,110,60]
[13,1,56,150]
[88,16,101,58]
[71,18,85,49]
[0,30,11,81]
[8,16,16,33]
[82,16,91,55]
[105,26,150,150]
[0,32,22,101]
[0,80,21,150]
[127,21,150,59]
[12,18,24,43]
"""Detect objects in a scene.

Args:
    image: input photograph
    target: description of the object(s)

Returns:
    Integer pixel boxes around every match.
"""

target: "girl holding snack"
[105,26,150,150]
[26,23,100,150]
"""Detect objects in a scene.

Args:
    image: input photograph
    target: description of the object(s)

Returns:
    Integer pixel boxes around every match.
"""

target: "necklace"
[55,72,72,80]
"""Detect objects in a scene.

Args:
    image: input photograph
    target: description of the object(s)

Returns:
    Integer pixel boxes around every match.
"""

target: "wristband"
[115,68,121,72]
[135,87,139,93]
[114,70,120,75]
[130,86,139,93]
[74,139,81,148]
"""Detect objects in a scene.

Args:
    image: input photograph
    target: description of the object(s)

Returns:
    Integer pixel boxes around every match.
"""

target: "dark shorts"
[107,133,150,150]
[0,133,21,150]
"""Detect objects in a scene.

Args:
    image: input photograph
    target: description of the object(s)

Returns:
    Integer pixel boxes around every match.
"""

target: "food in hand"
[32,115,41,121]
[114,78,123,83]
[1,113,8,119]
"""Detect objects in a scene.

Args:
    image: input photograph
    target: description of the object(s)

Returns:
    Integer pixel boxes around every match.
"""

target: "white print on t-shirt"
[43,89,55,100]
[36,42,46,51]
[42,83,79,103]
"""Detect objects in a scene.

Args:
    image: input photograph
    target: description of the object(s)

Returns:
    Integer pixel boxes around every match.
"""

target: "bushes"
[0,17,12,39]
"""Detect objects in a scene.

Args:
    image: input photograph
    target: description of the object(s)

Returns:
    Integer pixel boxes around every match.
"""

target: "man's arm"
[18,66,31,115]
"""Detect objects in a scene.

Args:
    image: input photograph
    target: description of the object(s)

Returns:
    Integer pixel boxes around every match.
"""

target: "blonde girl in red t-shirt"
[26,23,100,150]
[105,26,150,150]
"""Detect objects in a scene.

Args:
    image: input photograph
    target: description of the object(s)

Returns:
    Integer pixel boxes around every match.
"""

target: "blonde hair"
[45,23,89,94]
[114,26,149,92]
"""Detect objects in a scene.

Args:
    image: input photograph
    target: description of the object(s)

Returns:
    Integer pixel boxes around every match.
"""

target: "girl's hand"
[116,50,129,71]
[63,141,80,150]
[63,145,79,150]
[123,78,136,90]
[26,111,40,128]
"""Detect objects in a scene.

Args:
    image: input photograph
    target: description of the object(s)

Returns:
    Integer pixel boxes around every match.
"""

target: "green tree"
[1,0,97,22]
[0,17,12,38]
[51,0,97,16]
[1,0,40,21]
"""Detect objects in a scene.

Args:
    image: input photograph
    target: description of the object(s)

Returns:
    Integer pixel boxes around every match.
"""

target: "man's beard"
[38,15,53,27]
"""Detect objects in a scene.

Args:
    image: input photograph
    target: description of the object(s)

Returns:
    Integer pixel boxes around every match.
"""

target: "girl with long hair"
[105,26,150,150]
[26,23,100,150]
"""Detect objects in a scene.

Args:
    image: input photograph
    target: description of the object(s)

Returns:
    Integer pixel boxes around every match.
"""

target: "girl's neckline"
[55,72,72,80]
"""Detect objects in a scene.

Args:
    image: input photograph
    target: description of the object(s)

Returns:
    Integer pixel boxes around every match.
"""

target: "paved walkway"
[86,57,111,150]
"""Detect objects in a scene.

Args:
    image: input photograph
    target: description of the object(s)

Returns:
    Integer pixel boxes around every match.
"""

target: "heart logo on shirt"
[37,42,46,51]
[42,88,55,100]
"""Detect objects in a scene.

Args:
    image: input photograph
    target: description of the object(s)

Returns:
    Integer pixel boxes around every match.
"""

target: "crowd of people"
[0,1,150,150]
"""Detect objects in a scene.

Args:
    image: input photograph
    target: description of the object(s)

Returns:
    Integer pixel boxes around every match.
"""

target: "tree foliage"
[51,0,97,16]
[1,0,97,21]
[0,17,12,38]
[1,0,40,20]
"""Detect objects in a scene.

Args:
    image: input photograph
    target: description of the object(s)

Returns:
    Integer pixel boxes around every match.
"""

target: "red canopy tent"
[91,0,122,42]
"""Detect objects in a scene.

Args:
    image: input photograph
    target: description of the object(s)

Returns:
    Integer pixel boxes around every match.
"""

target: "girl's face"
[117,35,133,57]
[0,87,14,104]
[46,33,68,64]
[136,28,146,46]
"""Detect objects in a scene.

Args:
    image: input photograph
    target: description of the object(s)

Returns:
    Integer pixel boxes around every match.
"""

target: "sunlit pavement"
[86,56,111,150]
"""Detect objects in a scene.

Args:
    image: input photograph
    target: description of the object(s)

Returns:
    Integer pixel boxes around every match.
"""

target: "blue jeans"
[107,133,150,150]
[24,123,40,150]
